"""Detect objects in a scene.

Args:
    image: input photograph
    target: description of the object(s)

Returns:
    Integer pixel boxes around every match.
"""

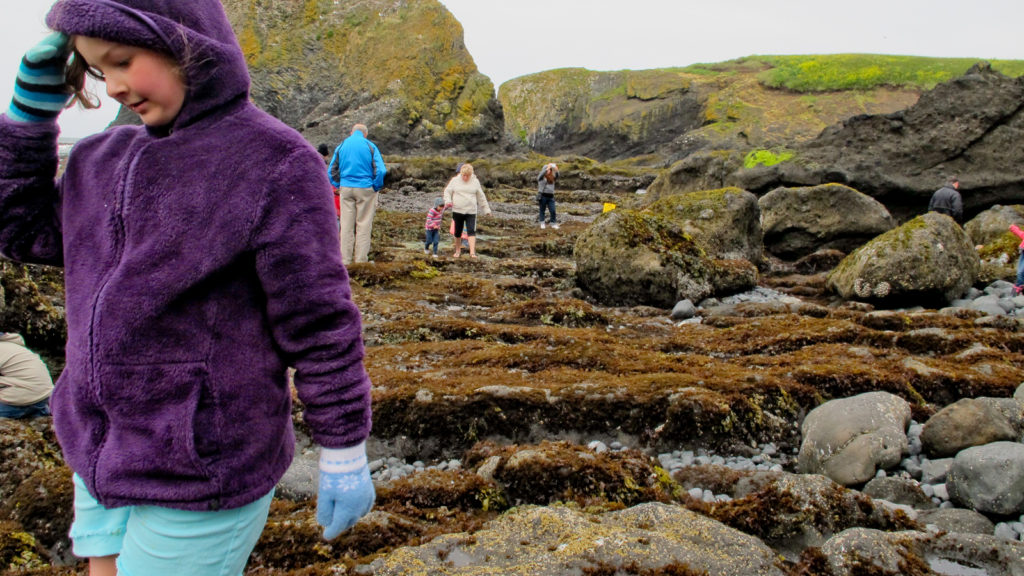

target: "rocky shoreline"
[4,182,1024,575]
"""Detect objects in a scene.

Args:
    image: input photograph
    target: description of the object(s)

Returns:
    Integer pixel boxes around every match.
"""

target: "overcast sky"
[3,0,1022,138]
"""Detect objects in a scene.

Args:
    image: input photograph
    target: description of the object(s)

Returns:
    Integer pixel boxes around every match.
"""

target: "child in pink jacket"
[1009,224,1024,294]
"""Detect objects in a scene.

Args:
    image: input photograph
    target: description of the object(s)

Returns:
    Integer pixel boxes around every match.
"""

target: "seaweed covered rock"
[0,466,74,554]
[965,204,1024,247]
[573,208,716,307]
[0,262,66,357]
[759,183,895,259]
[645,187,764,266]
[366,502,788,576]
[0,520,49,572]
[463,440,670,508]
[0,419,62,502]
[573,200,757,308]
[820,528,1024,576]
[676,467,916,559]
[967,204,1024,284]
[826,212,980,306]
[797,391,911,486]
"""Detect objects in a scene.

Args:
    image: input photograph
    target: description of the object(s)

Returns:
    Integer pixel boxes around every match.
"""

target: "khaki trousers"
[338,186,378,265]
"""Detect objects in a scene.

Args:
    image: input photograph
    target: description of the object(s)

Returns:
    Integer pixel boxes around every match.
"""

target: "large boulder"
[967,205,1024,284]
[947,441,1024,516]
[758,183,895,259]
[645,187,764,265]
[367,503,788,576]
[965,204,1024,247]
[797,391,911,486]
[826,212,980,306]
[920,397,1024,458]
[574,204,757,308]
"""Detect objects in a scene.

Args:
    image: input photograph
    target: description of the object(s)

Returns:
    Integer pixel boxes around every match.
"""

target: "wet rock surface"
[4,186,1024,575]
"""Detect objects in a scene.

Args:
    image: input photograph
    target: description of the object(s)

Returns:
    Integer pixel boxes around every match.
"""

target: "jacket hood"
[46,0,250,132]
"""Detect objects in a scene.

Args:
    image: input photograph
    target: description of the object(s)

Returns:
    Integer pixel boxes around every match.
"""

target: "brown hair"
[64,48,101,110]
[63,32,190,112]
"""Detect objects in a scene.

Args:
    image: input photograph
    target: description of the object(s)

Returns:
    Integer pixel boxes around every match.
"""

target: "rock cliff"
[500,67,707,161]
[732,63,1024,221]
[499,58,925,162]
[219,0,508,154]
[98,5,1024,225]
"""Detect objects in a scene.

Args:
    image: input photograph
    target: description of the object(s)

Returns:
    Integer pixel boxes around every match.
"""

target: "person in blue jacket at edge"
[328,123,387,265]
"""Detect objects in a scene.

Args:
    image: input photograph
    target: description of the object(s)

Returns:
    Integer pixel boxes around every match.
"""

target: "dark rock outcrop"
[732,63,1024,221]
[758,183,895,259]
[500,68,707,161]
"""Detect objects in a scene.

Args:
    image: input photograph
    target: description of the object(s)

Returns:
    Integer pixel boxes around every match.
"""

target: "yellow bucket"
[602,202,617,213]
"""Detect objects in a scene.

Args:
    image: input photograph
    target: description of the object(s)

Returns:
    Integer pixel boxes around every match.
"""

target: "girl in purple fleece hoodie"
[0,1,374,573]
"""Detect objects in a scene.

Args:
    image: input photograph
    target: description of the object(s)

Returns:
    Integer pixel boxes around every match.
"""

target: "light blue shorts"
[70,474,273,576]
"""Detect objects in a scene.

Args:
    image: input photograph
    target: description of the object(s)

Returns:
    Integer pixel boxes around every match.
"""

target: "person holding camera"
[537,162,560,229]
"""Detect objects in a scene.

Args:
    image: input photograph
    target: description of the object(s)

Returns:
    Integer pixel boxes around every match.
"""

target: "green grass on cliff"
[500,53,1024,158]
[748,54,1024,92]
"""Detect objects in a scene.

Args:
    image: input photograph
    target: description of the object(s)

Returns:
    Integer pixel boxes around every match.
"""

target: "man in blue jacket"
[329,124,387,264]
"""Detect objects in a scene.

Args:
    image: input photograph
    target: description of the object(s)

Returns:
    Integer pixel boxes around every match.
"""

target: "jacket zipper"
[86,144,145,497]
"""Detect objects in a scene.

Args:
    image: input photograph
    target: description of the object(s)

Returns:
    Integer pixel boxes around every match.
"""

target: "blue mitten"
[316,443,375,540]
[8,33,73,123]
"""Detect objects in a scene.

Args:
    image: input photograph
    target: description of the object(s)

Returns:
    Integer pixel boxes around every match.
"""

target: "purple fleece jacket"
[0,0,372,511]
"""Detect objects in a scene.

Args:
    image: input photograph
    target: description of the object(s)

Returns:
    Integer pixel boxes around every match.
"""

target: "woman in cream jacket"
[443,163,492,258]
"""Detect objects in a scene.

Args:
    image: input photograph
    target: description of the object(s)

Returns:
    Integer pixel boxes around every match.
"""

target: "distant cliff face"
[727,63,1024,220]
[499,61,922,162]
[220,0,508,154]
[500,68,707,161]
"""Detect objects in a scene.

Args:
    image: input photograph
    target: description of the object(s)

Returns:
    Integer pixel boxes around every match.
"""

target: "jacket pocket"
[95,361,214,500]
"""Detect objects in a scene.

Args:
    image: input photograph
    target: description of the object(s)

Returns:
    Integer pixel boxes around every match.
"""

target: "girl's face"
[73,36,186,127]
